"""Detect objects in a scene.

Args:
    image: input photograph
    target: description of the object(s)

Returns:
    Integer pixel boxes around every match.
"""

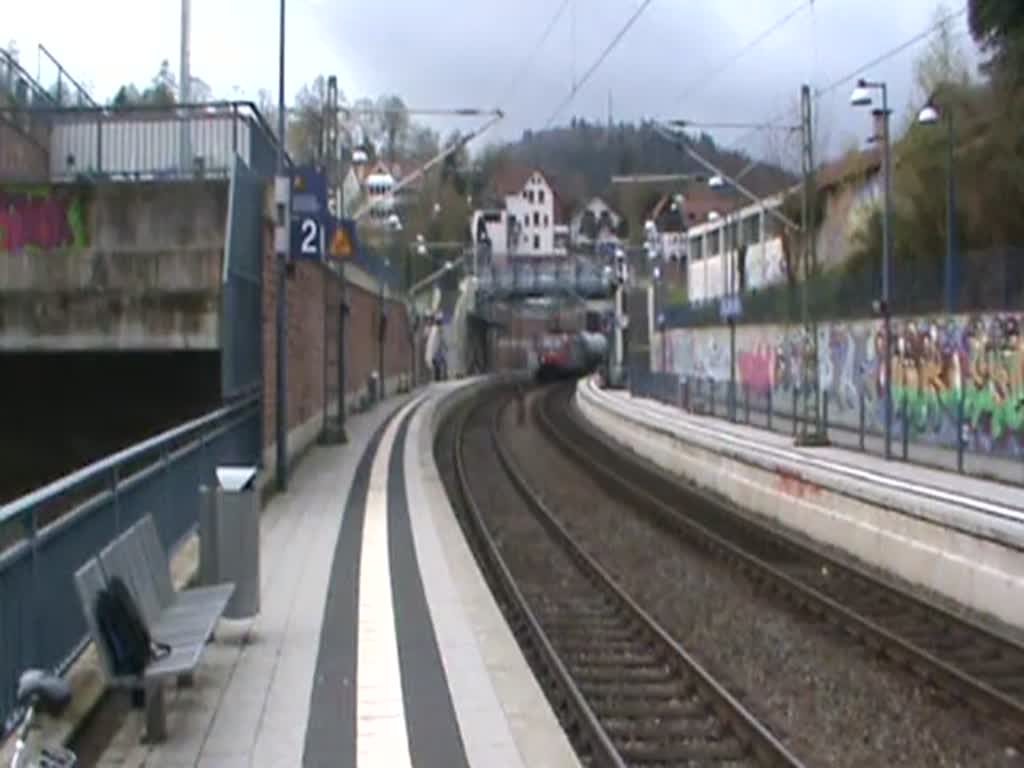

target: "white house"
[490,168,567,257]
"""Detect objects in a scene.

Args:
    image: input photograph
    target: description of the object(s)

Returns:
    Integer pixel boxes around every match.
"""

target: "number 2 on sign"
[301,218,318,254]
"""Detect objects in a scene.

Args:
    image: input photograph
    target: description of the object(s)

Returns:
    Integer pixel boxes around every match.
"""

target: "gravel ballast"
[491,389,1019,767]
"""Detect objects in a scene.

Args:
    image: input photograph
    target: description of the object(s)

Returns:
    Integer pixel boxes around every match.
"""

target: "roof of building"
[815,146,882,191]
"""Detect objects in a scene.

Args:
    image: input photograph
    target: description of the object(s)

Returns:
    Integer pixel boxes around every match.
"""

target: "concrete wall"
[0,180,226,349]
[654,311,1024,459]
[0,118,48,180]
[576,379,1024,631]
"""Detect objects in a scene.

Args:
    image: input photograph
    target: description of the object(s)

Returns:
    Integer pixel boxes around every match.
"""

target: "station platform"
[91,381,579,768]
[576,377,1024,633]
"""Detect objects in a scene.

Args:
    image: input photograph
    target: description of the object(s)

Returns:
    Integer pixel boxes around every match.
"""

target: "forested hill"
[478,118,796,209]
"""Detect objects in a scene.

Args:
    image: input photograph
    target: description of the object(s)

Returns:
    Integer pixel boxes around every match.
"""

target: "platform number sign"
[290,166,328,261]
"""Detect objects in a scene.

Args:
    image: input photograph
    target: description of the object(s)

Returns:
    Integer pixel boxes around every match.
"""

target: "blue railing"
[476,261,614,300]
[0,395,261,732]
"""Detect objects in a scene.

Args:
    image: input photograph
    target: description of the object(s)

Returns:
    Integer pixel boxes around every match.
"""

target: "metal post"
[901,391,909,461]
[944,109,957,314]
[406,246,414,389]
[709,377,715,417]
[275,0,288,492]
[859,389,866,451]
[339,289,347,427]
[956,388,965,473]
[767,387,773,431]
[729,318,736,422]
[797,83,826,446]
[378,263,385,400]
[881,83,894,461]
[744,382,750,424]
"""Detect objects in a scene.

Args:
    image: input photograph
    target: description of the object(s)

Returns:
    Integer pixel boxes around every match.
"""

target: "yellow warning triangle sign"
[330,227,352,258]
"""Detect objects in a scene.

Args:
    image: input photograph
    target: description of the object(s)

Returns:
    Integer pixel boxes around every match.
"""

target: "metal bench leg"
[144,680,167,743]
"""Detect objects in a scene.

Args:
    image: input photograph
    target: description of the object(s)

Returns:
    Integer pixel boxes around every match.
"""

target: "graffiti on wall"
[0,186,88,253]
[663,312,1024,456]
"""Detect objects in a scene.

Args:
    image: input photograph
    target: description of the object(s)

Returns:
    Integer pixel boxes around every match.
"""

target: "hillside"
[476,119,796,239]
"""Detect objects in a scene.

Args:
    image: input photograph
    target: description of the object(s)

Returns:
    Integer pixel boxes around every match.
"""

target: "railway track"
[540,380,1024,744]
[448,386,803,768]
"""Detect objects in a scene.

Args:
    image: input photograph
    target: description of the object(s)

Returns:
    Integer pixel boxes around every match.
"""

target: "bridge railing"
[0,100,282,182]
[0,393,261,734]
[476,261,614,300]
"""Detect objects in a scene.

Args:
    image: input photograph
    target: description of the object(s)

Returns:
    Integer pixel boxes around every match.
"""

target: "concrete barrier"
[576,378,1024,632]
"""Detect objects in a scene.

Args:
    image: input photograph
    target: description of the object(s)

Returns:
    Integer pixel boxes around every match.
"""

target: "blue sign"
[719,295,743,320]
[290,166,327,260]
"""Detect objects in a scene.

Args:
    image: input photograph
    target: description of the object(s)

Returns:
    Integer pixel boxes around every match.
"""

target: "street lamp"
[917,96,957,314]
[850,76,894,460]
[380,212,402,400]
[653,265,667,373]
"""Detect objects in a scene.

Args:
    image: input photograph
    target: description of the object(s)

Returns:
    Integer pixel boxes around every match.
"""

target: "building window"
[543,214,549,226]
[743,214,761,244]
[533,211,539,226]
[528,190,535,203]
[709,229,721,256]
[534,235,540,250]
[539,189,545,204]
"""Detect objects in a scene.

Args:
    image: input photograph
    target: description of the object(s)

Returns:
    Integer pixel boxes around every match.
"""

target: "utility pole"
[797,83,827,446]
[321,75,347,444]
[274,0,289,490]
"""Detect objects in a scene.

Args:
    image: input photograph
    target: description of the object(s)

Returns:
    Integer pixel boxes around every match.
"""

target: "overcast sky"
[8,0,979,160]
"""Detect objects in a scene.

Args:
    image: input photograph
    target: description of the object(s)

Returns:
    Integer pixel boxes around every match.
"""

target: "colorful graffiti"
[662,312,1024,456]
[0,186,88,253]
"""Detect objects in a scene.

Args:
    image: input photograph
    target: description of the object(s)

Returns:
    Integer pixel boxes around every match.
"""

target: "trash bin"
[198,466,261,619]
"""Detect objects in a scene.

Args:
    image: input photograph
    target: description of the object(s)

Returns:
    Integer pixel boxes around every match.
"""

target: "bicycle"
[8,670,77,768]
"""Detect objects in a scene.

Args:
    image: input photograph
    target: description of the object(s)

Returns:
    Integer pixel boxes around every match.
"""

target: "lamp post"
[918,98,957,314]
[411,234,429,387]
[710,176,738,421]
[653,264,667,373]
[851,77,894,459]
[274,0,288,492]
[382,212,402,400]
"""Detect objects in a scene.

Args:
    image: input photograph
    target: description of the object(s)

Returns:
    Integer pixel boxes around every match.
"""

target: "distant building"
[570,196,622,252]
[473,166,569,260]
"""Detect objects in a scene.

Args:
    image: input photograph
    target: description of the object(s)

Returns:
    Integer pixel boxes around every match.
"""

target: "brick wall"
[260,213,413,463]
[344,282,412,395]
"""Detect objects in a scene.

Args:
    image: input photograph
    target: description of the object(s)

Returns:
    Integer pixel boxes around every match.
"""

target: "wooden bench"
[74,515,234,741]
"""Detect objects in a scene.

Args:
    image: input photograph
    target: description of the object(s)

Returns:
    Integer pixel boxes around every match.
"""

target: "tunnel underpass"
[0,351,223,504]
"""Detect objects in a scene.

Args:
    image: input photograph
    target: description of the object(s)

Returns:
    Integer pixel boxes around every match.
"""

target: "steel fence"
[221,156,265,400]
[0,101,282,182]
[0,396,260,733]
[665,246,1024,329]
[628,367,1023,486]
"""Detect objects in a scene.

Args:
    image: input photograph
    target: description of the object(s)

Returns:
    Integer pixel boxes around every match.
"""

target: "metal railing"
[664,246,1024,329]
[476,260,614,300]
[629,367,1024,486]
[0,101,283,182]
[0,394,260,733]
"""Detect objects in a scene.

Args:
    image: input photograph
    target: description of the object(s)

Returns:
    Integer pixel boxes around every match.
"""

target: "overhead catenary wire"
[498,0,572,110]
[719,2,968,155]
[671,0,816,109]
[543,0,655,129]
